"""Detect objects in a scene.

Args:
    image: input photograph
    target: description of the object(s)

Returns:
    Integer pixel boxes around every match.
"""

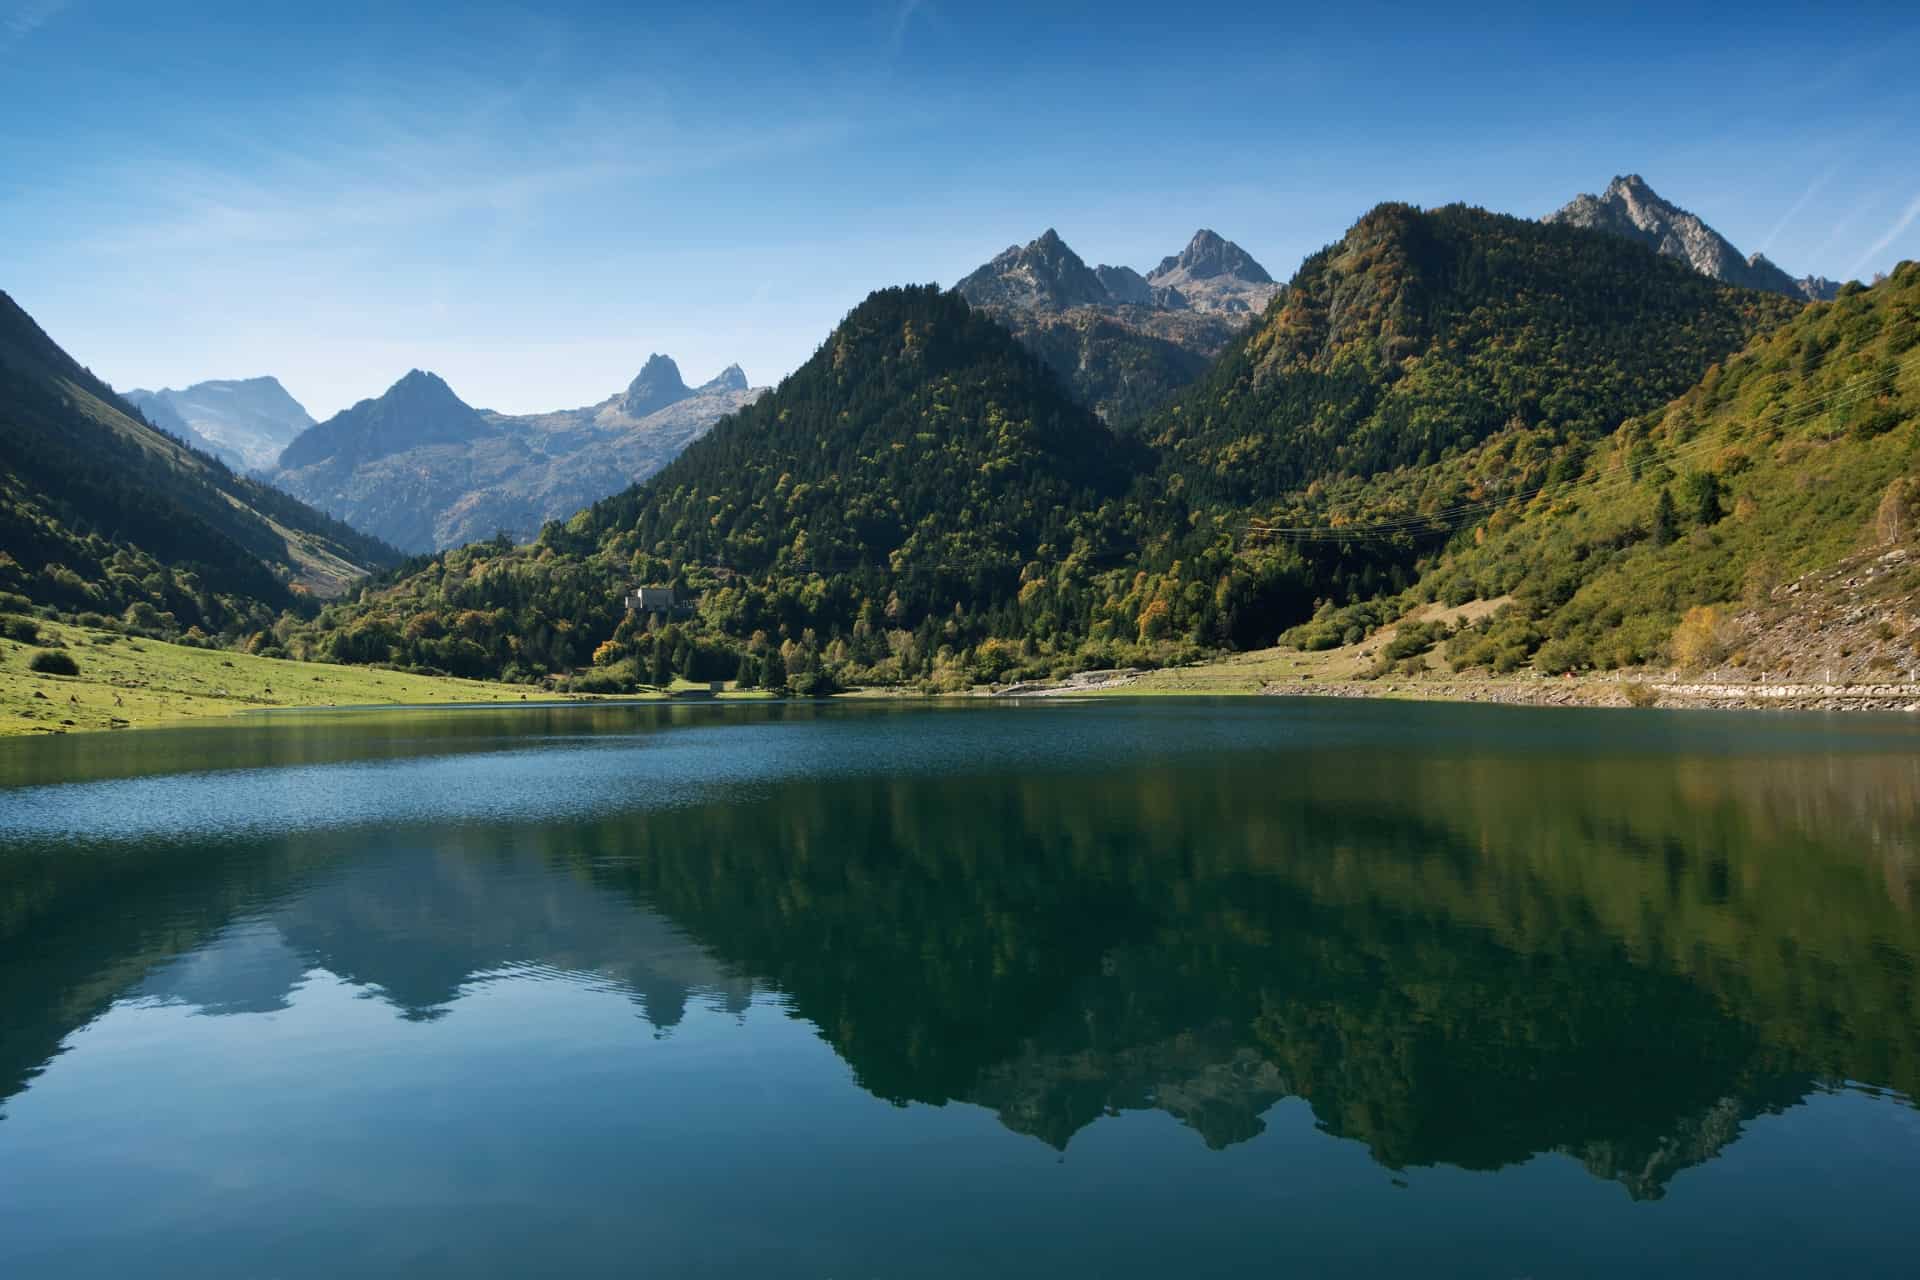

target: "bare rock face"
[1094,263,1186,309]
[1146,228,1282,315]
[1547,175,1843,301]
[621,353,692,417]
[954,228,1115,311]
[267,361,762,552]
[955,226,1281,421]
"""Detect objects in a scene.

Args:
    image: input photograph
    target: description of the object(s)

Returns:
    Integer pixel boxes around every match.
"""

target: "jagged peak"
[1150,229,1275,286]
[700,363,749,393]
[378,368,467,406]
[623,354,691,416]
[956,230,1109,311]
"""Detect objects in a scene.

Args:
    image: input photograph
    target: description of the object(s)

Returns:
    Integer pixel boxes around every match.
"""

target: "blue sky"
[3,0,1917,420]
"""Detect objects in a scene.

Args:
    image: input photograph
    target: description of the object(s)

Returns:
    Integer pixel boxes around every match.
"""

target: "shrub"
[568,666,635,695]
[28,649,79,676]
[2,615,39,643]
[1533,635,1590,674]
[1383,621,1444,661]
[1622,682,1658,708]
[1670,605,1735,672]
[789,668,842,697]
[1876,477,1918,544]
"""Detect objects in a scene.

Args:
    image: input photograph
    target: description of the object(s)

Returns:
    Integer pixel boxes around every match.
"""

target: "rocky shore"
[1271,677,1920,712]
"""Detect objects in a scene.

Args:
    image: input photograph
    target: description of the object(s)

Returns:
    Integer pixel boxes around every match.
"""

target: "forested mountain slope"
[1406,262,1919,674]
[586,284,1137,576]
[1149,203,1799,506]
[0,291,398,638]
[295,287,1151,686]
[288,218,1839,691]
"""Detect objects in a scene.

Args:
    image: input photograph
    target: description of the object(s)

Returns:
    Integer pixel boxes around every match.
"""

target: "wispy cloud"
[1848,193,1920,280]
[1758,163,1839,255]
[59,70,858,258]
[1,0,67,50]
[888,0,929,59]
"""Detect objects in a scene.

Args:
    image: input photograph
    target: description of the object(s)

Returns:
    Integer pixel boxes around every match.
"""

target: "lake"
[1,698,1917,1277]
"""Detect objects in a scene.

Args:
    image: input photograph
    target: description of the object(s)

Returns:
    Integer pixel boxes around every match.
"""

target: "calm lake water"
[1,698,1917,1277]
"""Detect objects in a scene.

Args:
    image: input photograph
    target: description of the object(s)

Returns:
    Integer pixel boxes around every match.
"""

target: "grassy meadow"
[0,619,765,736]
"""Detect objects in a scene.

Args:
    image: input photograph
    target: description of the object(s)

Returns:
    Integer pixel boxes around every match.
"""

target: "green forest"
[7,207,1917,695]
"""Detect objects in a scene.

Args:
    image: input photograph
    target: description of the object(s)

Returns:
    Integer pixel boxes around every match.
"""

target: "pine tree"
[1652,488,1679,547]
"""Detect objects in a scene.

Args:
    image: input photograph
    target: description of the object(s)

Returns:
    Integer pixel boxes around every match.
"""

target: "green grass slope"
[1403,263,1919,673]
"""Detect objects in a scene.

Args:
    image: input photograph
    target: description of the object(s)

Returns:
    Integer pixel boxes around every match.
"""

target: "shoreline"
[1255,677,1920,713]
[985,666,1920,713]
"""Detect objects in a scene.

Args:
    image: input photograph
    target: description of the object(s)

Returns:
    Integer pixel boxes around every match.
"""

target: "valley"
[4,179,1914,717]
[9,13,1920,1278]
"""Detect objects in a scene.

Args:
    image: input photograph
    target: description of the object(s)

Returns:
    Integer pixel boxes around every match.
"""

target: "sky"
[2,0,1918,421]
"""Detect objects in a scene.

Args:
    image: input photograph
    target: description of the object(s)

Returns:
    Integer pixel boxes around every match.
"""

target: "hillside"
[293,286,1146,688]
[956,228,1274,422]
[0,290,397,639]
[124,376,313,472]
[1548,175,1842,301]
[278,221,1896,702]
[1147,202,1801,507]
[268,360,762,552]
[587,285,1136,575]
[1406,262,1919,675]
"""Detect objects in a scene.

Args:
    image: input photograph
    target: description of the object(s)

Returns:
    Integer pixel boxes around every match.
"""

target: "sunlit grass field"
[0,620,763,735]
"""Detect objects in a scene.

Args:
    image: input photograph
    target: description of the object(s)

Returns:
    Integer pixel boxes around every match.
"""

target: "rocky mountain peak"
[1144,229,1280,316]
[622,354,693,418]
[954,229,1112,311]
[700,363,749,394]
[1547,174,1843,302]
[390,368,456,399]
[1150,229,1275,286]
[275,368,485,473]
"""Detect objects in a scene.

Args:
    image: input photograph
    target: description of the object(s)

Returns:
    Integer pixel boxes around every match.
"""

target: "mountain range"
[0,290,396,635]
[266,356,762,553]
[291,197,1826,689]
[1547,174,1843,301]
[954,228,1280,422]
[124,376,314,472]
[8,170,1902,695]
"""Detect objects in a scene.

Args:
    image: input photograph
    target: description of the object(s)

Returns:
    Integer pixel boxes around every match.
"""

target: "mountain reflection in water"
[1,700,1916,1272]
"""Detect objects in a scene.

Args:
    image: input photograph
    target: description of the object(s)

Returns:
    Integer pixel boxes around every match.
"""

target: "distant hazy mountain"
[955,227,1280,422]
[0,290,396,631]
[1547,175,1843,301]
[267,358,762,552]
[124,376,314,472]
